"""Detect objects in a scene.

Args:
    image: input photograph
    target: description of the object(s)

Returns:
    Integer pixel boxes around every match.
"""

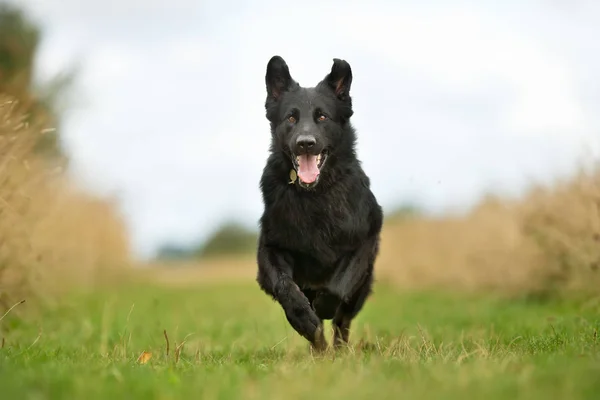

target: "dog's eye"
[288,116,296,123]
[317,114,327,122]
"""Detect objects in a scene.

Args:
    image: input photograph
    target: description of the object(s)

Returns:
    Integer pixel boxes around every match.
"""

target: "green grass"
[1,281,599,399]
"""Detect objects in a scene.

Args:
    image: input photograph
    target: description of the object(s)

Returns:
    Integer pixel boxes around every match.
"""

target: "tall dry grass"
[0,96,131,315]
[377,169,600,296]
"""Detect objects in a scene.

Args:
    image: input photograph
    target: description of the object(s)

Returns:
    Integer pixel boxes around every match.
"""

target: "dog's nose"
[295,135,316,153]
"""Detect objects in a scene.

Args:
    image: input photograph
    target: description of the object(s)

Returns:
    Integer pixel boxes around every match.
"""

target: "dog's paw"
[285,303,327,346]
[310,325,328,354]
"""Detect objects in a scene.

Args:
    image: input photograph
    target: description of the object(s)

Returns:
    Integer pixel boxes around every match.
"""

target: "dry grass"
[0,96,131,313]
[377,169,600,295]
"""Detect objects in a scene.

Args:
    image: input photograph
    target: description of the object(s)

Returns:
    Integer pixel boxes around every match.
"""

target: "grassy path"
[1,281,599,399]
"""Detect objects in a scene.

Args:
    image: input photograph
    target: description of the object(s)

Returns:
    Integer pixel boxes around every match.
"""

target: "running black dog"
[256,55,383,352]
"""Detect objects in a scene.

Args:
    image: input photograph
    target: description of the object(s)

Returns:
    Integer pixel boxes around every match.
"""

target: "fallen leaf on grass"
[137,351,152,364]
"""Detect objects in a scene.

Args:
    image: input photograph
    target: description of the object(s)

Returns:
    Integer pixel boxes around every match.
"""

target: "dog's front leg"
[327,235,379,347]
[256,243,327,352]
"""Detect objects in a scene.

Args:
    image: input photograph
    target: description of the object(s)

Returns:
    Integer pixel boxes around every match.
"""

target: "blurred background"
[1,0,600,310]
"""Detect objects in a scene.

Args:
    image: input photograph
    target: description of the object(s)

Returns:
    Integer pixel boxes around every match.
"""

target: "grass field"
[1,274,599,400]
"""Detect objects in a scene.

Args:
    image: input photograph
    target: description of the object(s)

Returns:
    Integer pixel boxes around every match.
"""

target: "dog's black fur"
[256,55,383,351]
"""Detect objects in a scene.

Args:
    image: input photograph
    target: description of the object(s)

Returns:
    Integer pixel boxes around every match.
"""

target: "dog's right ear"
[265,56,295,100]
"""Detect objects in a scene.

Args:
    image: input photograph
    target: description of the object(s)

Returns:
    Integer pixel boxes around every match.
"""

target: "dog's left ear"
[325,58,352,101]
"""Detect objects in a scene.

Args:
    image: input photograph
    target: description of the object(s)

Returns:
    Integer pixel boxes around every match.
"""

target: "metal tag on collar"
[289,169,297,184]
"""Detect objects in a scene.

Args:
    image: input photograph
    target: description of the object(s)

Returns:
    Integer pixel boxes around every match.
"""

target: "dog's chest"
[266,187,366,260]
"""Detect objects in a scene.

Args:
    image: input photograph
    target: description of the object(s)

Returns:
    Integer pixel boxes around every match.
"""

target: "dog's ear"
[265,55,295,100]
[324,58,352,101]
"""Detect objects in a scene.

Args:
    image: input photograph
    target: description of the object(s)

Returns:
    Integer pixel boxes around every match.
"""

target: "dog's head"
[264,56,354,190]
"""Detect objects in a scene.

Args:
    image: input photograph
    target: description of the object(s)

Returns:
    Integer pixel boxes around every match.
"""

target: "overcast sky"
[15,0,600,259]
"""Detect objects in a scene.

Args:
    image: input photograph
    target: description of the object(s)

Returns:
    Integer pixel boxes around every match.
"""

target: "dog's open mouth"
[293,151,328,186]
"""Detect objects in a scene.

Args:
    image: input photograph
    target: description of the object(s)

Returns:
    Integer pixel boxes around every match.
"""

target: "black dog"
[256,55,383,352]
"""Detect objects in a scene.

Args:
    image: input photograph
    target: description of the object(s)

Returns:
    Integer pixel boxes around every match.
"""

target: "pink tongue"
[297,154,319,183]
